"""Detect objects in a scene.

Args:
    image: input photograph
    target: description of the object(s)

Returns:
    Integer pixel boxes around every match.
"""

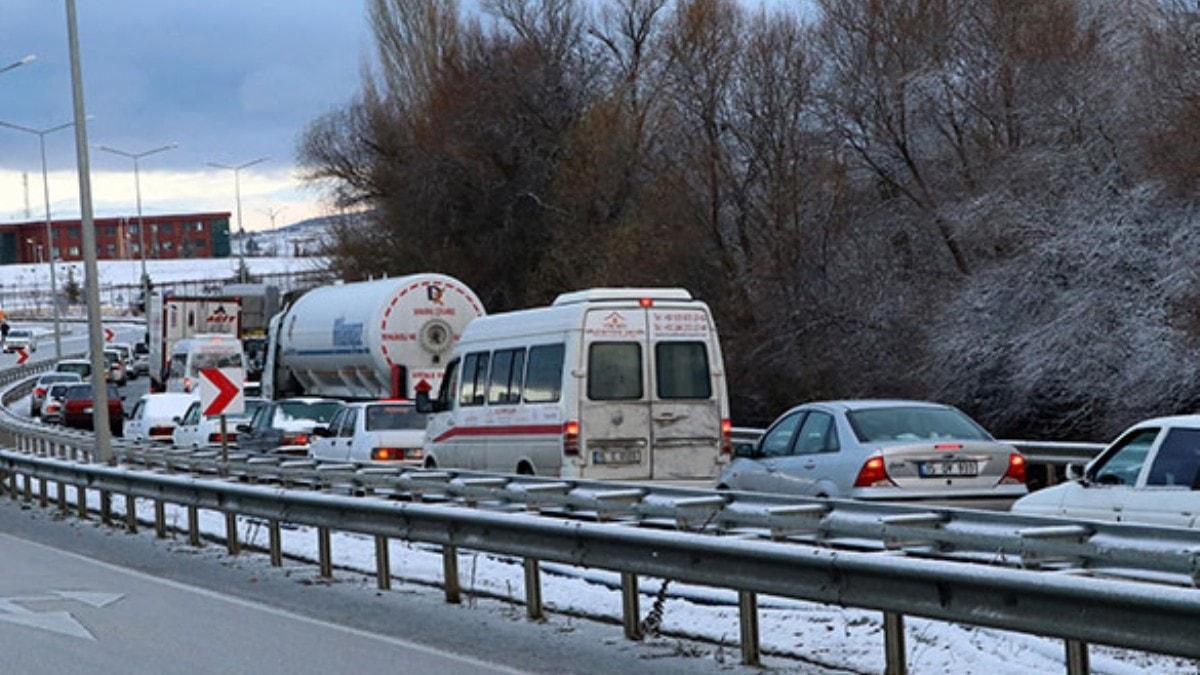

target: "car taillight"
[372,447,405,461]
[405,448,423,460]
[150,426,173,436]
[720,418,733,455]
[208,433,237,443]
[183,377,193,392]
[563,420,580,456]
[34,387,46,397]
[853,456,895,488]
[46,403,59,413]
[282,433,309,446]
[1001,453,1027,485]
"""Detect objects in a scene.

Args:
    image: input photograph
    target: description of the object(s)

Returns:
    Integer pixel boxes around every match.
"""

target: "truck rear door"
[581,308,652,479]
[647,307,722,480]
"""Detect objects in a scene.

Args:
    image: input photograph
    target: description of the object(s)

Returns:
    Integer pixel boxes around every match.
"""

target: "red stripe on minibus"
[432,424,564,443]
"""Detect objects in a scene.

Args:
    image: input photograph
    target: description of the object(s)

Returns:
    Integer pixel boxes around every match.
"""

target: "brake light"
[638,297,654,308]
[372,447,405,461]
[1001,453,1027,485]
[563,420,580,456]
[853,456,895,488]
[183,377,193,392]
[720,418,733,455]
[934,443,962,451]
[208,433,237,443]
[282,433,310,447]
[34,387,46,397]
[46,403,59,413]
[149,426,173,436]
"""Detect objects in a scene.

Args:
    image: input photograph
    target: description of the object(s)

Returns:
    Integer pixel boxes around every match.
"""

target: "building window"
[160,223,172,234]
[105,225,116,236]
[68,226,80,238]
[105,244,116,255]
[130,244,140,254]
[51,247,60,258]
[194,221,205,231]
[163,241,174,251]
[68,246,80,256]
[129,224,139,235]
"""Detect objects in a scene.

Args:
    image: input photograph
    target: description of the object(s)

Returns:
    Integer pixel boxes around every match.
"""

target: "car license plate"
[592,449,642,465]
[920,460,978,477]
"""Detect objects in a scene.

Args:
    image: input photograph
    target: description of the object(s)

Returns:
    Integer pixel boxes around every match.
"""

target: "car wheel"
[424,457,437,469]
[516,461,534,476]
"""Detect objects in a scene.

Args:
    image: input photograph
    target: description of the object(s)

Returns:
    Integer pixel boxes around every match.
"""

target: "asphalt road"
[0,499,762,675]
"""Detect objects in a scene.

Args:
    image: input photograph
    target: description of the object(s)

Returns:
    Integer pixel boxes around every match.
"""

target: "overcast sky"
[1,0,793,232]
[0,0,372,230]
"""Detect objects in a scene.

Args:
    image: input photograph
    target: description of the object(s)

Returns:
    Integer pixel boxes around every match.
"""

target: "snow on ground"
[64,487,1195,675]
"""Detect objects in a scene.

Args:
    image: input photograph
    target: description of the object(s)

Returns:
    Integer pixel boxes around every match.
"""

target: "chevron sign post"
[199,367,244,462]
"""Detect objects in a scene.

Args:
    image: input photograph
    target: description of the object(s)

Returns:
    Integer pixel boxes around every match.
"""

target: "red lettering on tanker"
[382,332,418,341]
[413,307,457,317]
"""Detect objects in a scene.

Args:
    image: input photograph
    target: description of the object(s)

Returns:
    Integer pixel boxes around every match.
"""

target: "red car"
[62,383,124,436]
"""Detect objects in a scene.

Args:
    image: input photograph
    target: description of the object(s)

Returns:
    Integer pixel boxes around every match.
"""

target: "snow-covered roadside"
[66,490,1194,675]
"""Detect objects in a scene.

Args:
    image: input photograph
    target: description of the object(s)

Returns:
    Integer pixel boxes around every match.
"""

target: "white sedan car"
[172,397,266,450]
[1012,415,1200,528]
[310,401,426,464]
[123,393,197,444]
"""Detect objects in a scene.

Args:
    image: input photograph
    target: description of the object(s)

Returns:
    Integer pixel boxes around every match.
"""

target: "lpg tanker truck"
[261,274,485,401]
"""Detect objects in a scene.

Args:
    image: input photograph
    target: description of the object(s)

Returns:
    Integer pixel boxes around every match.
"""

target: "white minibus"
[166,334,246,394]
[417,288,731,480]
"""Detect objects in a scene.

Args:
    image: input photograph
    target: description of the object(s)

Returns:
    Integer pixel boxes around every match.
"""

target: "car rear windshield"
[9,330,30,338]
[57,363,90,377]
[847,406,990,443]
[365,404,425,431]
[40,374,79,384]
[65,383,119,399]
[277,401,342,424]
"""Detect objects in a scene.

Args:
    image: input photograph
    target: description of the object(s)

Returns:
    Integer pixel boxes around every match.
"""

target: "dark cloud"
[0,0,370,173]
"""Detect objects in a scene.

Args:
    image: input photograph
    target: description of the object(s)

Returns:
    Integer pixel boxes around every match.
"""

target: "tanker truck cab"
[419,288,732,480]
[166,335,246,393]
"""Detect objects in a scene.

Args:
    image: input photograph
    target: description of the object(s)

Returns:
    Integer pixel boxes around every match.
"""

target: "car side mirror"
[236,423,251,433]
[172,416,182,424]
[733,441,760,459]
[415,390,434,414]
[1065,463,1084,482]
[311,426,331,438]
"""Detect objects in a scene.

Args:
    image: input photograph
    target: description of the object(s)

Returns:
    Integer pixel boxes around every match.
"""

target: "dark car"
[62,383,124,435]
[236,398,343,455]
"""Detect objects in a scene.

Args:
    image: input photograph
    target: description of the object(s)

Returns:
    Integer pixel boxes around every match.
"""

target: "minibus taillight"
[720,419,733,455]
[638,298,654,308]
[563,420,580,456]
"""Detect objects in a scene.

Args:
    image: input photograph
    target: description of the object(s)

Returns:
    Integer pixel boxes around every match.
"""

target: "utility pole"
[0,118,77,359]
[65,0,112,462]
[209,157,268,282]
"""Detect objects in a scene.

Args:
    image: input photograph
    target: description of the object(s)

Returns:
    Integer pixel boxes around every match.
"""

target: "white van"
[418,288,731,480]
[167,334,246,393]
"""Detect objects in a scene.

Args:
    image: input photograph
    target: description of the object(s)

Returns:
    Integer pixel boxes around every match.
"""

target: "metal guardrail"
[1,367,1196,671]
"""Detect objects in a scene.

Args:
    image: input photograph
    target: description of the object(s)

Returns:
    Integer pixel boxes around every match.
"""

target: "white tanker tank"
[262,274,485,400]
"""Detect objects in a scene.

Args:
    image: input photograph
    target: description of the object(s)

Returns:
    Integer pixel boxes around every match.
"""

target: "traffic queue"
[20,272,1200,530]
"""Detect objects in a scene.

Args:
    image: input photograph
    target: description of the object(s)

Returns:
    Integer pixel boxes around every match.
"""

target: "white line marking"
[1,533,523,674]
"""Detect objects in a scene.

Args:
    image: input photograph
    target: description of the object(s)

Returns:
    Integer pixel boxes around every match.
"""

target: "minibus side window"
[488,348,527,405]
[459,352,489,407]
[524,344,565,404]
[437,358,459,409]
[588,343,643,401]
[655,342,712,399]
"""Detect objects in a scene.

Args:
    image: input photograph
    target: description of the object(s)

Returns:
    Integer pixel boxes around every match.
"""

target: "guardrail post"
[187,505,201,546]
[268,519,282,566]
[620,572,641,641]
[76,484,87,519]
[1065,640,1089,675]
[884,612,907,675]
[317,526,332,578]
[7,470,16,500]
[22,473,31,502]
[56,480,66,513]
[154,501,166,538]
[442,545,461,604]
[524,558,543,620]
[99,491,112,525]
[124,494,137,533]
[37,477,47,508]
[225,513,240,555]
[738,590,760,666]
[374,535,391,590]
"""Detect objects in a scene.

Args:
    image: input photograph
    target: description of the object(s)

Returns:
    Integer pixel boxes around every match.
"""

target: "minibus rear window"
[588,343,643,401]
[524,344,565,403]
[655,342,711,399]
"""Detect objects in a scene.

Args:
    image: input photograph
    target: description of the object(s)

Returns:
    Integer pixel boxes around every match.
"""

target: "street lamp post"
[65,0,112,463]
[97,142,176,315]
[0,118,76,359]
[0,54,35,76]
[208,157,267,282]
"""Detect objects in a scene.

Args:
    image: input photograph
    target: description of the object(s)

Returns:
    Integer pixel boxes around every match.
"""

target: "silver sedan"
[716,400,1028,501]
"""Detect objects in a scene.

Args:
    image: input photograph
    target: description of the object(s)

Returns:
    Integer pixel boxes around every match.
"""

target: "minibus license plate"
[920,460,978,477]
[593,449,641,465]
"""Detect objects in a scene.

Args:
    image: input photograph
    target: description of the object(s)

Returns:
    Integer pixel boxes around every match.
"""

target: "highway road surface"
[0,497,765,674]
